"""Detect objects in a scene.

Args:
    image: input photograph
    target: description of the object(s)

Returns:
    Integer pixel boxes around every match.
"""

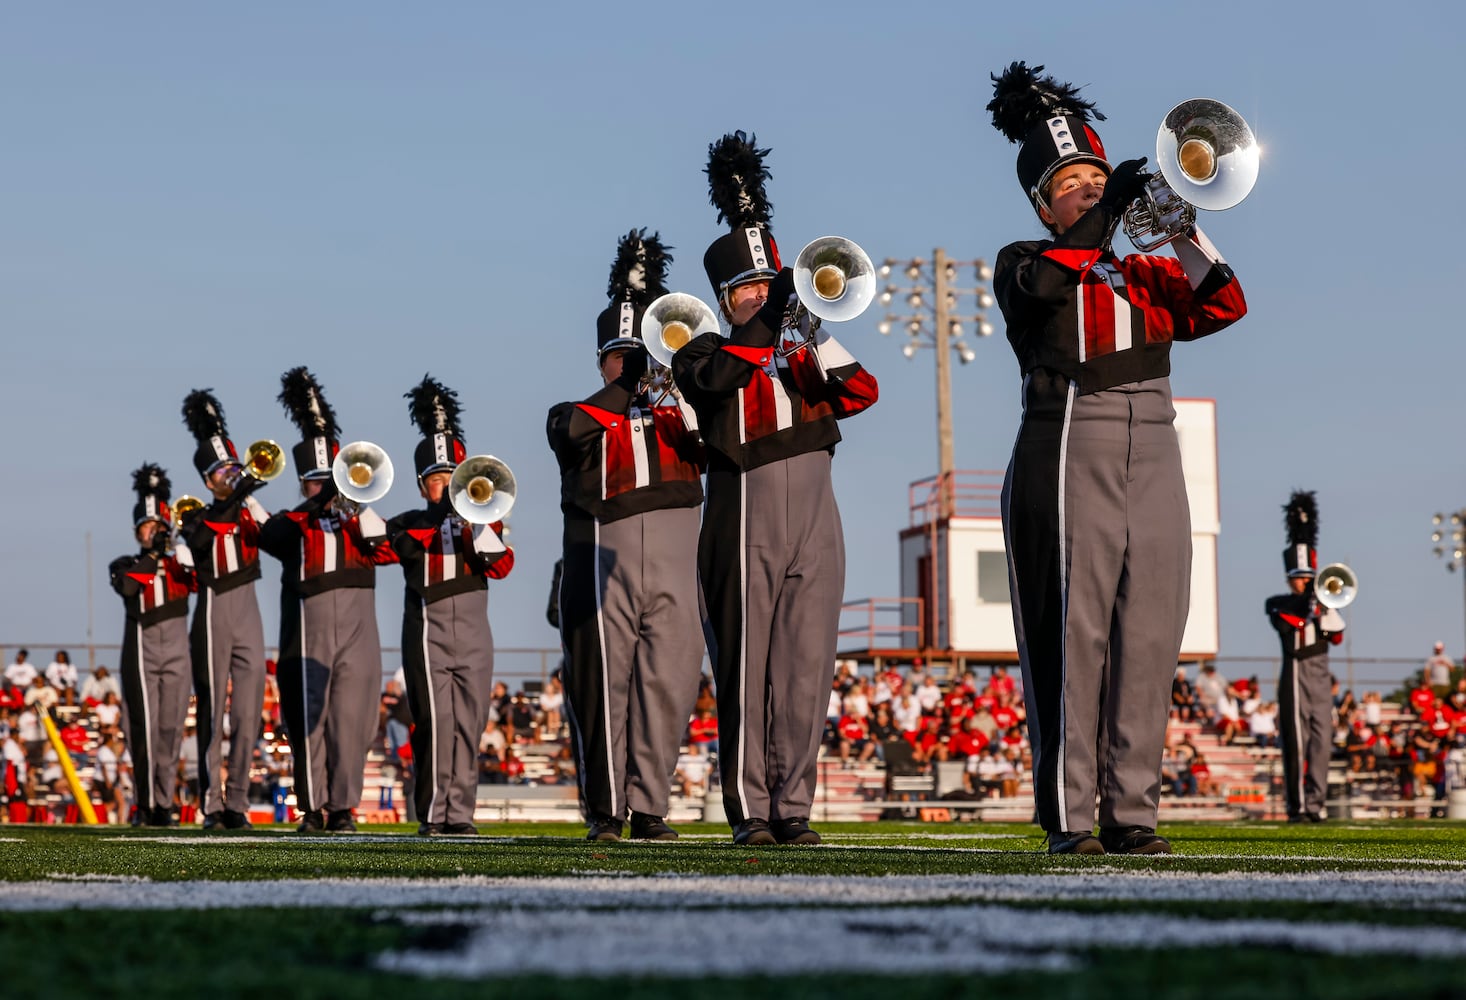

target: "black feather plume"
[606,229,673,305]
[130,463,171,502]
[277,366,340,438]
[181,389,228,442]
[706,131,773,229]
[405,374,463,438]
[987,61,1105,143]
[1284,490,1319,548]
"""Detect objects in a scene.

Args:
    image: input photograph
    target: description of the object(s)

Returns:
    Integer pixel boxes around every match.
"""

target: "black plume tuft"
[987,61,1105,143]
[607,229,673,305]
[277,366,340,438]
[181,389,228,442]
[131,463,171,502]
[706,131,773,229]
[405,374,463,438]
[1283,490,1319,548]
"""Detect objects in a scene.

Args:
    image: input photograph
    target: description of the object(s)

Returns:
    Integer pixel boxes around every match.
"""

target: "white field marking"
[98,835,531,846]
[0,838,23,843]
[5,870,1466,913]
[45,873,151,883]
[377,902,1466,979]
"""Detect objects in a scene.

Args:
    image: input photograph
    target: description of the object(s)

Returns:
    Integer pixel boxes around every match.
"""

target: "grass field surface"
[2,821,1463,998]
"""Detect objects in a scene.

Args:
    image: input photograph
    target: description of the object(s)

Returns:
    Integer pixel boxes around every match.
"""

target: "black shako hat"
[406,374,466,481]
[181,389,239,479]
[278,366,341,481]
[988,61,1111,211]
[1282,490,1319,578]
[595,229,673,361]
[130,463,172,529]
[702,131,781,303]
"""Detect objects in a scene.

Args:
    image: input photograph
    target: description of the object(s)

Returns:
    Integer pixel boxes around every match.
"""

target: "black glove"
[617,344,649,388]
[150,528,171,556]
[767,267,795,311]
[303,477,339,514]
[1097,157,1150,210]
[753,267,797,331]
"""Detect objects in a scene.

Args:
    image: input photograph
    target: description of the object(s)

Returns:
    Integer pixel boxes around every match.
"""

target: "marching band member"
[988,63,1247,854]
[180,389,272,830]
[259,368,397,833]
[108,464,195,826]
[387,376,514,836]
[547,230,707,842]
[1265,491,1345,823]
[672,133,879,846]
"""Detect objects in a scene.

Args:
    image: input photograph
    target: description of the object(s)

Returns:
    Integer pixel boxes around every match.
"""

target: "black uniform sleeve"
[546,559,562,630]
[545,375,640,472]
[109,554,146,598]
[994,204,1122,324]
[258,510,301,559]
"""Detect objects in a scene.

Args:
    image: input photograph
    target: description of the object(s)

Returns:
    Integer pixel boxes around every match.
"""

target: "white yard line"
[377,903,1466,978]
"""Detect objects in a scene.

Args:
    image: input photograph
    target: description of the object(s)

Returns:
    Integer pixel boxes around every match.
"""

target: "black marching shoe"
[1099,825,1172,855]
[201,812,225,831]
[220,809,253,830]
[772,818,821,845]
[732,818,777,846]
[148,807,178,828]
[629,812,678,841]
[443,822,478,836]
[325,810,357,833]
[586,815,624,842]
[417,822,445,837]
[1047,830,1106,855]
[297,810,326,833]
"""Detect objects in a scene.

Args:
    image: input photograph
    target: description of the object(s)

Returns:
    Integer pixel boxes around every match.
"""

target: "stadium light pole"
[876,249,995,518]
[1430,509,1466,656]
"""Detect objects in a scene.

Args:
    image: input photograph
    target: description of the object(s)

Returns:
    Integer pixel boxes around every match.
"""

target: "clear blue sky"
[3,3,1463,688]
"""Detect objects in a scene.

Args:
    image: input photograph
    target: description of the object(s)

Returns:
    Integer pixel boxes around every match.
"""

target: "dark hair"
[55,651,69,663]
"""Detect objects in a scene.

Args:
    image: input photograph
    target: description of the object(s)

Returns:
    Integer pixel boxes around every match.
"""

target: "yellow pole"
[42,713,100,825]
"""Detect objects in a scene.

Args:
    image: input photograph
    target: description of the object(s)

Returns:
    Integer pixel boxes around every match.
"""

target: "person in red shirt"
[948,721,990,759]
[992,703,1019,732]
[57,719,89,754]
[837,714,874,765]
[987,666,1016,699]
[1410,683,1437,720]
[688,707,719,756]
[906,716,950,763]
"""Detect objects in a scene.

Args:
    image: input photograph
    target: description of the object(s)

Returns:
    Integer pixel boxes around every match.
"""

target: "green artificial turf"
[1,821,1463,882]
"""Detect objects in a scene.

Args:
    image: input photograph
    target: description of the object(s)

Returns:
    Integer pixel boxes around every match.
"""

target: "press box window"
[977,551,1010,605]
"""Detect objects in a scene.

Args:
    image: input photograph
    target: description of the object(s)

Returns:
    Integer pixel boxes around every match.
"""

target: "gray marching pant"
[119,615,192,813]
[1278,651,1333,817]
[700,450,846,826]
[1003,373,1191,834]
[402,589,494,826]
[190,583,267,815]
[560,506,704,821]
[277,587,383,814]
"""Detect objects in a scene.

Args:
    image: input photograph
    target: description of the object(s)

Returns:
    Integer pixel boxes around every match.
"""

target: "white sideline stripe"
[378,904,1466,978]
[7,870,1466,912]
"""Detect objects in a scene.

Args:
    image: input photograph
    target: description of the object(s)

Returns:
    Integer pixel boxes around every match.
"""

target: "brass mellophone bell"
[1122,98,1260,251]
[332,441,394,506]
[792,236,876,324]
[1314,563,1358,610]
[641,293,720,370]
[449,455,517,524]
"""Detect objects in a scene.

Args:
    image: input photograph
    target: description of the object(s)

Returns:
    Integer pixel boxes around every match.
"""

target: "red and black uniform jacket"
[109,548,196,626]
[259,500,399,598]
[995,202,1247,395]
[180,492,268,594]
[1265,592,1345,660]
[385,506,514,606]
[546,372,705,523]
[671,302,878,472]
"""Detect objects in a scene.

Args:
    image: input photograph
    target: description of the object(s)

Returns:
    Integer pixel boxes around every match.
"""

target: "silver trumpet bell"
[449,455,517,524]
[1122,98,1260,251]
[332,440,394,505]
[1315,563,1358,610]
[792,236,876,323]
[641,292,720,370]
